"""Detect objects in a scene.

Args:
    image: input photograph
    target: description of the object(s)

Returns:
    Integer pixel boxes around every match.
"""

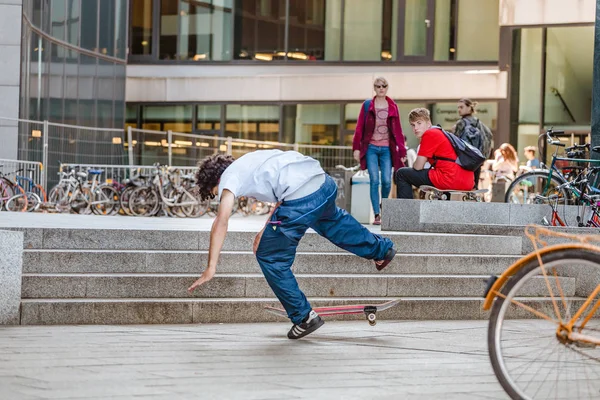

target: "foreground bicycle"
[483,226,600,399]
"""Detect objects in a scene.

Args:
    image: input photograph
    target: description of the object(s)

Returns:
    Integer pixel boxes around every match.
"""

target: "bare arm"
[413,156,428,171]
[187,189,235,292]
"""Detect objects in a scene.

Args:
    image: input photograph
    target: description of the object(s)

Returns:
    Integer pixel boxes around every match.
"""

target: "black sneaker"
[287,310,324,340]
[375,246,397,271]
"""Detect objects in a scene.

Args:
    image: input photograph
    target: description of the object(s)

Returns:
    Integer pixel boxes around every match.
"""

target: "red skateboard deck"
[264,298,400,326]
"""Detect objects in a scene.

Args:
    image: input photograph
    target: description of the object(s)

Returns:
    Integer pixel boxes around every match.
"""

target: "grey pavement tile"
[0,321,515,399]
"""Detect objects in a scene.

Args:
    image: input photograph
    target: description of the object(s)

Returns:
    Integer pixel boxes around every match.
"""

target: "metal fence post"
[167,130,173,165]
[42,120,49,190]
[227,136,232,155]
[127,126,134,166]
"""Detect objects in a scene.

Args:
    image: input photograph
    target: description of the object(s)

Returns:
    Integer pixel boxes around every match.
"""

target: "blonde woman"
[352,77,406,225]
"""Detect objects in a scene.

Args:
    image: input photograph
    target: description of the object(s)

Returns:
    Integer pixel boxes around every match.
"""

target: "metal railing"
[58,163,199,183]
[0,159,44,188]
[4,116,355,189]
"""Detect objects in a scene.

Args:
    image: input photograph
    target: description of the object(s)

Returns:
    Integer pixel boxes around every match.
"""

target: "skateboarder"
[394,108,475,199]
[187,150,397,339]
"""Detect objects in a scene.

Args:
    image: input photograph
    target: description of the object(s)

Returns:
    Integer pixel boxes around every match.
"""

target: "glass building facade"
[129,0,500,63]
[20,0,127,128]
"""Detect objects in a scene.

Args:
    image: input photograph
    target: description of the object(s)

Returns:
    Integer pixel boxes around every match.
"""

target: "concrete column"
[0,230,23,325]
[0,0,23,160]
[592,0,600,154]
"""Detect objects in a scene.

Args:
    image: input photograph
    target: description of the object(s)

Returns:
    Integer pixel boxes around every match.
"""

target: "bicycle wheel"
[176,189,198,218]
[504,170,569,205]
[129,186,160,217]
[185,191,208,218]
[488,248,600,400]
[25,192,41,212]
[91,185,120,216]
[5,193,28,212]
[0,181,14,210]
[33,184,47,203]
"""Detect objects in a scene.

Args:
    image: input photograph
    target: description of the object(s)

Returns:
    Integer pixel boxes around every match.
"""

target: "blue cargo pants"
[255,175,394,325]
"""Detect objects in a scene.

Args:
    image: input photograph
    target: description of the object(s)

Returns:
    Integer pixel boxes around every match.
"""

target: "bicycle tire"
[25,192,41,212]
[488,248,600,400]
[504,170,569,204]
[0,180,14,210]
[91,185,120,216]
[5,192,28,212]
[129,186,160,217]
[119,186,136,216]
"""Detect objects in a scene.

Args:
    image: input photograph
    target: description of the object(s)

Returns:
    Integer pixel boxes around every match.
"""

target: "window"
[234,0,286,61]
[80,1,98,51]
[225,105,280,141]
[433,0,455,61]
[50,0,66,41]
[65,0,81,48]
[179,0,233,61]
[131,0,153,56]
[142,105,194,132]
[343,0,397,61]
[287,0,326,61]
[456,0,499,61]
[99,0,116,56]
[544,26,593,127]
[289,104,340,144]
[197,105,222,132]
[159,0,178,60]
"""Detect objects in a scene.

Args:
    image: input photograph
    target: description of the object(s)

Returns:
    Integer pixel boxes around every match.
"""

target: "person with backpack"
[394,108,481,199]
[352,77,406,225]
[452,98,494,189]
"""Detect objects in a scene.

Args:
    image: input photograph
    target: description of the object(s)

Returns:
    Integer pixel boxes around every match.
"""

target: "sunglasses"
[374,85,388,89]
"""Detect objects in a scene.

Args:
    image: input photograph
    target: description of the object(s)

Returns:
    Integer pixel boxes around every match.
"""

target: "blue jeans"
[255,175,394,325]
[366,144,392,215]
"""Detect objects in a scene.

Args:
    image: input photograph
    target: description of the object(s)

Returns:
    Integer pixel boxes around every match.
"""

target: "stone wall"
[0,230,23,324]
[0,0,22,159]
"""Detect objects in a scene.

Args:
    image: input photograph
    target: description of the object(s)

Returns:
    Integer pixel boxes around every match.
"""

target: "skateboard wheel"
[368,320,377,326]
[367,313,376,322]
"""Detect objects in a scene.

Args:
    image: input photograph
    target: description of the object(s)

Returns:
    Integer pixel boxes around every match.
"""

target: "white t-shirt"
[218,150,325,203]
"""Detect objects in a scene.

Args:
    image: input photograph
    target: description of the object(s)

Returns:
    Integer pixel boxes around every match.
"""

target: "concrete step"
[12,227,523,254]
[19,297,585,325]
[382,199,583,232]
[23,249,521,275]
[22,274,575,299]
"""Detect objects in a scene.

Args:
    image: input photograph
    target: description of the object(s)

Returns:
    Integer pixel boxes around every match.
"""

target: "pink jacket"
[352,96,406,171]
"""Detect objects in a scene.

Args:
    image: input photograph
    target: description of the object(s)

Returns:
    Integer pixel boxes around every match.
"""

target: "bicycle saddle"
[88,169,104,175]
[76,172,88,178]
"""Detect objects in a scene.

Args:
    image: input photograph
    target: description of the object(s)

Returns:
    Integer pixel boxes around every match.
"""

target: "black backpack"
[432,126,486,172]
[459,118,483,152]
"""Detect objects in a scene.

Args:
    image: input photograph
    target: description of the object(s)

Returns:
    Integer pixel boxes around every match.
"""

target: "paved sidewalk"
[0,320,507,400]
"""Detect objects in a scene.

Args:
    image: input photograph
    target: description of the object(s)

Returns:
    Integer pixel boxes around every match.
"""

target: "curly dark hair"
[195,154,235,201]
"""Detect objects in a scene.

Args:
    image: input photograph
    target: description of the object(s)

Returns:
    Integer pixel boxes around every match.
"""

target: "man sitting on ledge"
[394,108,474,199]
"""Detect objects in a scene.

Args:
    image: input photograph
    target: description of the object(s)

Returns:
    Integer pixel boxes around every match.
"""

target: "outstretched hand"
[187,267,216,293]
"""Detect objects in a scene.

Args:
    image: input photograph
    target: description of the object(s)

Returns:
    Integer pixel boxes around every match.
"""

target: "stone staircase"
[8,224,528,325]
[4,198,589,325]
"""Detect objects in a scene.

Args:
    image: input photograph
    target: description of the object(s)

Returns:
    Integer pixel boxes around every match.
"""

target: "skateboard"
[264,298,401,326]
[418,185,487,202]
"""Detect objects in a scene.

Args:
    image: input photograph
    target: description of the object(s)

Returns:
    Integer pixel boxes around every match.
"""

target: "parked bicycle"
[505,128,600,205]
